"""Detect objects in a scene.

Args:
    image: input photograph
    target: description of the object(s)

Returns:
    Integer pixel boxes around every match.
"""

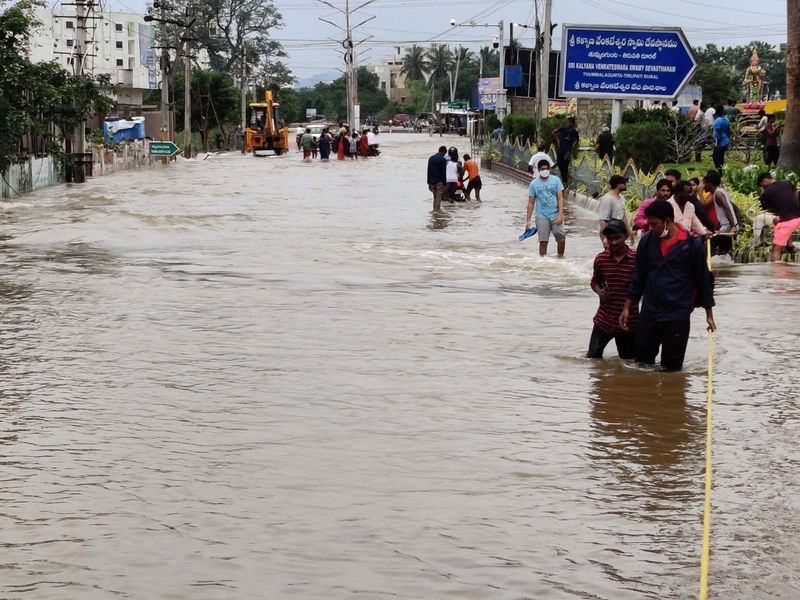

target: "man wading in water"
[619,199,716,371]
[587,219,638,359]
[526,159,566,257]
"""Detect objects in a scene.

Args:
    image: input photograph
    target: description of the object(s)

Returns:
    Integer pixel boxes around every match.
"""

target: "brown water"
[1,134,798,599]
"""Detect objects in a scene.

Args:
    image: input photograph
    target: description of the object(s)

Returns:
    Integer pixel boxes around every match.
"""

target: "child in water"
[349,132,359,160]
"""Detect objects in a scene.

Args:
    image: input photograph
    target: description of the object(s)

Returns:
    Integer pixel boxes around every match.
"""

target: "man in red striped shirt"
[587,219,639,359]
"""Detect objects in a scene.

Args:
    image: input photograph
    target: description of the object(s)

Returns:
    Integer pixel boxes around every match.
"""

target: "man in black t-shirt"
[595,127,614,162]
[552,117,579,188]
[757,172,800,261]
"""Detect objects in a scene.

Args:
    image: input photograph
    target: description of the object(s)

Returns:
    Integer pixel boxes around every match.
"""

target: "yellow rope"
[699,238,714,600]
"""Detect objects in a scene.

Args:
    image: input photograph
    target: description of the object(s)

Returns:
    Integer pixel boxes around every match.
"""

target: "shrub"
[622,107,675,126]
[501,113,537,146]
[724,165,799,195]
[485,112,500,132]
[614,121,670,173]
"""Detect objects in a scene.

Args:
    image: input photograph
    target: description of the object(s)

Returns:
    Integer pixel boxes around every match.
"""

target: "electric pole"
[182,5,196,159]
[160,2,169,140]
[537,0,553,125]
[240,44,247,132]
[498,19,506,118]
[74,0,86,160]
[318,0,375,130]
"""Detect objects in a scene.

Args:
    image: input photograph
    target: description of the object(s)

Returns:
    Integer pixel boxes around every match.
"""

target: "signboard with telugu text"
[477,77,500,109]
[149,141,179,156]
[559,25,696,99]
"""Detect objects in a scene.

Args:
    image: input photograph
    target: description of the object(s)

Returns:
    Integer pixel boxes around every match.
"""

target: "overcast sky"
[109,0,788,81]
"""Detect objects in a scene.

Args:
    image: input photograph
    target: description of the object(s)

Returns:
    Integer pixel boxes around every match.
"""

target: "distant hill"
[294,71,340,89]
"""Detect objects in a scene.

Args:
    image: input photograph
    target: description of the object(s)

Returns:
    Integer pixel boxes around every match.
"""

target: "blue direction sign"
[559,25,696,99]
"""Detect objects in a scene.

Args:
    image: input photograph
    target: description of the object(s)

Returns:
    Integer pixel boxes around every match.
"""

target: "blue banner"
[560,26,696,99]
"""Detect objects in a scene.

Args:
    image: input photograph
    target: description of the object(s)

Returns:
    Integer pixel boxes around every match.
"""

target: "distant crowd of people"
[296,124,381,161]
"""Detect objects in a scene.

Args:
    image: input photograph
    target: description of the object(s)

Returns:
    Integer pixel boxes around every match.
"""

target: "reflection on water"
[589,364,703,505]
[0,134,797,599]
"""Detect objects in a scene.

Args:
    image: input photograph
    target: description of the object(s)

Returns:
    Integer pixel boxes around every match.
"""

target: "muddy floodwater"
[1,134,798,599]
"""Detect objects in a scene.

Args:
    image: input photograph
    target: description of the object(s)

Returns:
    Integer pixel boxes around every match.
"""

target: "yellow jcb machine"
[245,91,289,156]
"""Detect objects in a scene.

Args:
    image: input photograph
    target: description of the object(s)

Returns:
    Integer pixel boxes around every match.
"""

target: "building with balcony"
[29,8,159,112]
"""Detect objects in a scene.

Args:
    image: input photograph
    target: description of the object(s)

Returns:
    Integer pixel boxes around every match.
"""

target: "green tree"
[195,0,284,73]
[0,1,114,171]
[425,45,453,86]
[691,64,740,108]
[401,45,427,81]
[174,68,240,143]
[276,67,389,123]
[479,46,499,77]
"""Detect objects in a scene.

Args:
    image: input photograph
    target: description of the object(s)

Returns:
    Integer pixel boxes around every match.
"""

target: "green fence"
[487,136,663,204]
[484,136,799,263]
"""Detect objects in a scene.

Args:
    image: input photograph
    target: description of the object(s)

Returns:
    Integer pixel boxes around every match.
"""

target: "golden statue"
[743,49,766,105]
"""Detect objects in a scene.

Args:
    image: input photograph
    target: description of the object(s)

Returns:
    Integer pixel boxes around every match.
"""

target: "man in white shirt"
[527,142,554,179]
[598,175,630,244]
[704,105,716,124]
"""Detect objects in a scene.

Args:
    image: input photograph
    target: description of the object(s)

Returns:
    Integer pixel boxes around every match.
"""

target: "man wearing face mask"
[526,159,566,257]
[619,199,716,371]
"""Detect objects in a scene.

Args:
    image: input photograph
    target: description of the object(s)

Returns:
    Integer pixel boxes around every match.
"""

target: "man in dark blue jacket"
[427,146,448,211]
[619,198,716,371]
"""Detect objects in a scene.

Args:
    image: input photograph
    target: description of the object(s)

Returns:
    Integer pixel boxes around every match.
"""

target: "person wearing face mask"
[526,159,566,257]
[619,200,716,371]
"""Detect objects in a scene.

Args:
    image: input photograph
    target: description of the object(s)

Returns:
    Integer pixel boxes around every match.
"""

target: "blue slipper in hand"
[518,227,537,241]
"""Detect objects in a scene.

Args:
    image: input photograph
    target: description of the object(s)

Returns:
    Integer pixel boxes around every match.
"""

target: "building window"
[115,23,123,32]
[66,39,74,47]
[116,41,123,49]
[116,58,124,66]
[66,21,73,28]
[380,81,386,91]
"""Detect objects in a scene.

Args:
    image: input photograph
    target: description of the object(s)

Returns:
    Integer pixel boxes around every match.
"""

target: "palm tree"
[401,45,427,81]
[479,46,499,77]
[425,45,454,85]
[779,1,800,171]
[455,46,473,64]
[450,46,473,102]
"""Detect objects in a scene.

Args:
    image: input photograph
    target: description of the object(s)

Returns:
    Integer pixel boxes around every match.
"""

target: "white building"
[367,46,410,105]
[29,8,159,110]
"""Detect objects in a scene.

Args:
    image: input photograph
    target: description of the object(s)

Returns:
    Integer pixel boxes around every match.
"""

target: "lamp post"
[450,19,505,117]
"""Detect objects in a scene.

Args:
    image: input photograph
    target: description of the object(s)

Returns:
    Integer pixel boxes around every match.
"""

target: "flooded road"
[1,134,798,599]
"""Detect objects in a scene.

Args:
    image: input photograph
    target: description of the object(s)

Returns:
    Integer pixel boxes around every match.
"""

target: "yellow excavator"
[245,90,289,156]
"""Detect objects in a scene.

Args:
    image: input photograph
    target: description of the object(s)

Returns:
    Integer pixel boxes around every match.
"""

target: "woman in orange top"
[462,154,482,202]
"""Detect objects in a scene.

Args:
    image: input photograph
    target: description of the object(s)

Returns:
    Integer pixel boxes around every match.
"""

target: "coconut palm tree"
[479,46,499,77]
[401,45,427,81]
[425,45,454,85]
[779,1,800,171]
[449,46,473,102]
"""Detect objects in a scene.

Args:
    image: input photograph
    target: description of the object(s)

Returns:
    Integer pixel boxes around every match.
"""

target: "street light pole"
[498,19,506,118]
[537,0,553,124]
[159,2,169,140]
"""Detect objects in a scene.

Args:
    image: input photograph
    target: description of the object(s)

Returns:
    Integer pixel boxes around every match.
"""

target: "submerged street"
[1,134,798,599]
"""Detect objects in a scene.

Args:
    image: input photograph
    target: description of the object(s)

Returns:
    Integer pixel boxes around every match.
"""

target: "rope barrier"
[699,238,714,600]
